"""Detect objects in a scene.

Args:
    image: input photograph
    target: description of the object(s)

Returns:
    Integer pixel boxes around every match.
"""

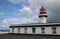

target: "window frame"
[24,28,27,33]
[32,28,36,33]
[18,28,20,33]
[41,27,45,34]
[12,28,14,33]
[52,27,56,34]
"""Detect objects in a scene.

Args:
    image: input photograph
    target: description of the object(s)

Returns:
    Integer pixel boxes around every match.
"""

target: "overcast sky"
[0,0,60,30]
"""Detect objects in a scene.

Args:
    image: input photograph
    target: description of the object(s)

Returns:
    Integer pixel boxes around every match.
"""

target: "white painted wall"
[45,27,52,34]
[10,28,12,33]
[20,28,25,33]
[14,28,18,33]
[10,26,60,35]
[40,17,47,23]
[27,28,32,34]
[56,27,60,35]
[36,27,41,34]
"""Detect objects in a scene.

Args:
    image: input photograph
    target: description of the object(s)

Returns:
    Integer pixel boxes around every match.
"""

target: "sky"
[0,0,60,30]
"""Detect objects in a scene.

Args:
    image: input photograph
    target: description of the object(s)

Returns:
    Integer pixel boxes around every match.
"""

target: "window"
[18,28,20,33]
[52,27,56,34]
[12,28,14,33]
[32,28,35,33]
[41,28,45,34]
[25,28,27,33]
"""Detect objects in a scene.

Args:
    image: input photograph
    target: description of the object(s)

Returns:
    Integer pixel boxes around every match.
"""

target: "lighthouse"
[39,6,47,23]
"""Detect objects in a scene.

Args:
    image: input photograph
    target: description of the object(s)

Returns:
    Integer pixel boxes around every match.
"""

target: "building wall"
[56,27,60,35]
[20,28,25,33]
[14,28,18,33]
[45,27,52,34]
[27,28,32,34]
[36,27,41,34]
[10,28,12,33]
[10,26,60,35]
[40,17,47,23]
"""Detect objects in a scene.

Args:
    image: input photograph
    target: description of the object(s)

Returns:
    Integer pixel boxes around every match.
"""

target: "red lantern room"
[40,6,46,14]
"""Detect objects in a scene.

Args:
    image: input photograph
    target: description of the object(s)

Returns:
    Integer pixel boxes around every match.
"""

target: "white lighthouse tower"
[39,6,47,23]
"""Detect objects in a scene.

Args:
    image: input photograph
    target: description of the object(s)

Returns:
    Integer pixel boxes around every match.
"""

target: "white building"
[9,6,60,35]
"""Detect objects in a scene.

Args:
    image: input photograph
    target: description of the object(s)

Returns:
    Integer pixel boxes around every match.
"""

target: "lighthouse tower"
[39,6,47,23]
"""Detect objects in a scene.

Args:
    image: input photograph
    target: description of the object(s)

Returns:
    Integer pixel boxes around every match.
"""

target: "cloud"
[0,24,9,30]
[44,0,60,22]
[3,18,27,24]
[3,17,39,24]
[14,6,32,18]
[2,17,39,29]
[7,0,60,23]
[20,6,32,17]
[2,18,28,29]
